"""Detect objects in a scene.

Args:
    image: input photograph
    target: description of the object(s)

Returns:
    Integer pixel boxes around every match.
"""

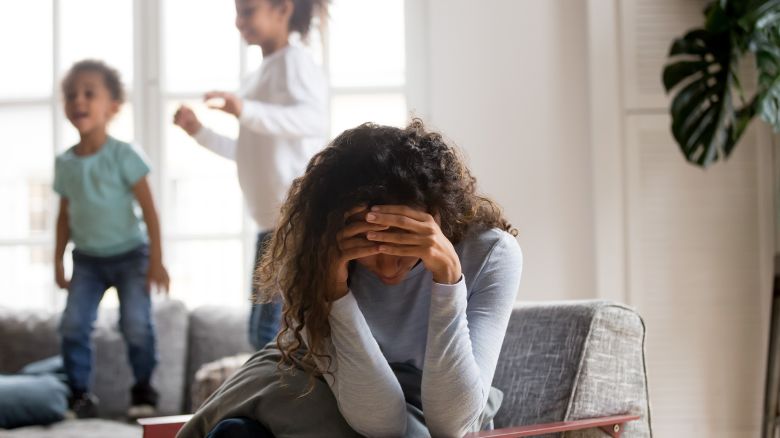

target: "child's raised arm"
[174,104,238,161]
[54,197,70,290]
[132,177,170,294]
[204,52,327,139]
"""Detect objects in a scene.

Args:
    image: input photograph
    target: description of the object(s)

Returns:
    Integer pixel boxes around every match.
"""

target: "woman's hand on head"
[173,105,203,136]
[328,205,388,301]
[364,205,462,285]
[204,91,243,118]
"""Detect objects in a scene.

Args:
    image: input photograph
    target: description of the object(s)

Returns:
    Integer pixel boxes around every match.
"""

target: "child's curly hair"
[256,119,516,383]
[61,59,125,104]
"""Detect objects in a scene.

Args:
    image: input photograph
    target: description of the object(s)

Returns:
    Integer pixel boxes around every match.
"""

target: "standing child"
[54,60,170,419]
[173,0,328,350]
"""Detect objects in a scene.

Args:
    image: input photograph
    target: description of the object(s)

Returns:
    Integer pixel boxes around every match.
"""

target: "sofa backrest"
[492,301,652,436]
[185,305,254,411]
[0,299,188,417]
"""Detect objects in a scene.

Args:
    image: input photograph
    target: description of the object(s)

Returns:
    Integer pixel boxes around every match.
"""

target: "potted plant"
[663,3,780,437]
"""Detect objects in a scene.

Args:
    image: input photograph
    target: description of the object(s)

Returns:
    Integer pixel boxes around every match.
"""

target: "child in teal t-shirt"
[53,60,169,420]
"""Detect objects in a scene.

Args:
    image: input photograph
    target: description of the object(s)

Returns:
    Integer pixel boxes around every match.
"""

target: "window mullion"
[135,0,164,218]
[49,0,62,310]
[330,85,406,96]
[239,38,254,299]
[404,0,428,120]
[161,92,207,101]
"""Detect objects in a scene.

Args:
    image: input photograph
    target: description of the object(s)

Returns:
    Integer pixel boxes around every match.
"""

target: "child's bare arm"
[54,197,70,289]
[132,176,170,293]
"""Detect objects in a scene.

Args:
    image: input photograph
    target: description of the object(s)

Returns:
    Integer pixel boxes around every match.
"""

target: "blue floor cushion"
[0,357,70,429]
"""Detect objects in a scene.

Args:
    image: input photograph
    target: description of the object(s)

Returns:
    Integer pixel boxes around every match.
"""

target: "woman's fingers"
[344,204,368,219]
[370,205,432,222]
[338,234,381,253]
[339,237,377,251]
[340,242,381,262]
[338,221,389,241]
[365,211,430,233]
[365,230,425,245]
[375,244,424,257]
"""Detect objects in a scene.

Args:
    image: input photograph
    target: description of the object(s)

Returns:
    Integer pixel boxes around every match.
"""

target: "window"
[327,0,407,135]
[0,0,411,310]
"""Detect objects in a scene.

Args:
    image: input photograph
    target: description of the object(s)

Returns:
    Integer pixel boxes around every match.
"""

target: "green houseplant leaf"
[663,28,752,166]
[662,0,780,168]
[752,5,780,130]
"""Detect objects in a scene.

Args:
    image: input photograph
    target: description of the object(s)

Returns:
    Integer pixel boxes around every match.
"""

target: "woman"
[178,120,523,438]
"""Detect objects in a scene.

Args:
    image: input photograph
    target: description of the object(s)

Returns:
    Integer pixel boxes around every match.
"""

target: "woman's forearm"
[422,279,485,437]
[311,292,407,437]
[422,234,523,437]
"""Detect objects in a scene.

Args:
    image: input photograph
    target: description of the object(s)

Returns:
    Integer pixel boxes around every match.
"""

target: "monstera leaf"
[662,0,780,168]
[663,29,754,167]
[756,38,780,127]
[752,3,780,129]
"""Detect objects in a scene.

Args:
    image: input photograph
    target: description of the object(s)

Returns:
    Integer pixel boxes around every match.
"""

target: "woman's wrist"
[432,263,462,285]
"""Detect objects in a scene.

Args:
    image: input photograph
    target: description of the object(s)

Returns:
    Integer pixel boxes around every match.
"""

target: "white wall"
[422,0,596,301]
[416,1,774,436]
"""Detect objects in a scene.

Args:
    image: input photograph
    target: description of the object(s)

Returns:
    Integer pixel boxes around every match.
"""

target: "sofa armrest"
[138,415,192,438]
[492,301,651,436]
[466,414,640,438]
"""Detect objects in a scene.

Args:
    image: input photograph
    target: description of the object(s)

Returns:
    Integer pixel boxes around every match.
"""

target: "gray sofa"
[0,300,652,437]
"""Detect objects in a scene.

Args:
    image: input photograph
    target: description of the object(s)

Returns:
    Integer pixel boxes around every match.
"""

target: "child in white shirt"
[174,0,328,350]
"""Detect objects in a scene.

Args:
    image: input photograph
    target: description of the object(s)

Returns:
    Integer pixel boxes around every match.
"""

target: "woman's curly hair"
[255,119,515,382]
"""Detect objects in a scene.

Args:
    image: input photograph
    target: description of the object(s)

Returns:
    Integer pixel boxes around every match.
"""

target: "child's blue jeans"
[248,231,282,350]
[59,245,157,393]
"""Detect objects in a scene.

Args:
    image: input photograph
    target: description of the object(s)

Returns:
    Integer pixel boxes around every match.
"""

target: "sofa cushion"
[190,353,252,411]
[185,306,254,411]
[0,418,141,438]
[0,299,188,417]
[0,309,60,375]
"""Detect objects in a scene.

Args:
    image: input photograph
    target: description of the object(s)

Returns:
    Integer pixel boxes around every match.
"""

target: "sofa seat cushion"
[0,418,141,438]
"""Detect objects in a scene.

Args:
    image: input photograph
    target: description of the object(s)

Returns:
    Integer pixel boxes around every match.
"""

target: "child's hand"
[173,105,203,136]
[55,262,70,290]
[147,263,170,295]
[204,91,243,118]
